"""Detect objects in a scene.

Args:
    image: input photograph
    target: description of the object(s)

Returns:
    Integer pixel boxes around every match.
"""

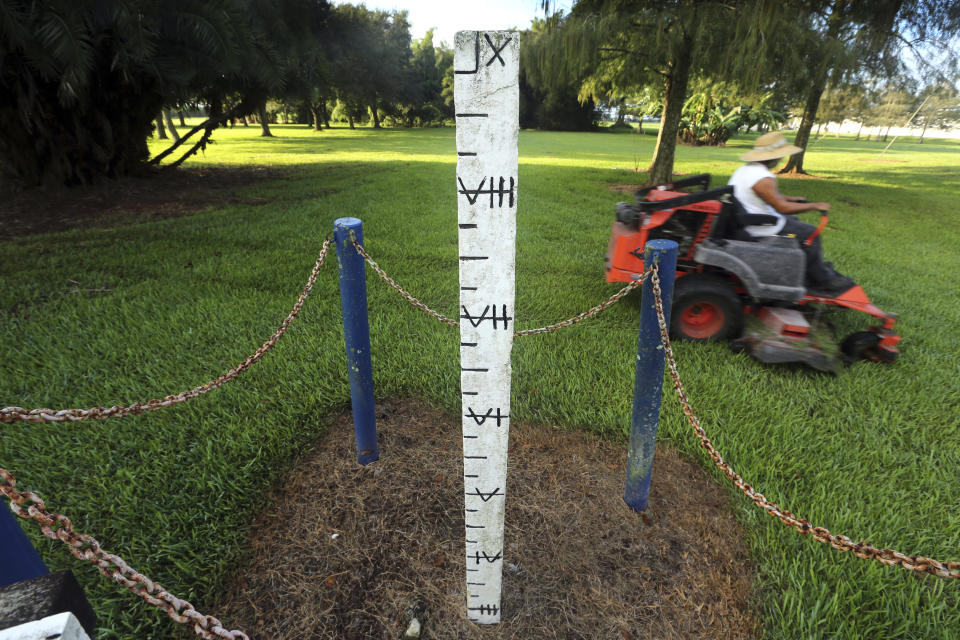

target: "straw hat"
[739,131,802,162]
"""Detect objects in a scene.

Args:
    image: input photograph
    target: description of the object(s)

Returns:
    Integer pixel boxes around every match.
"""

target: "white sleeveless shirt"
[728,163,786,236]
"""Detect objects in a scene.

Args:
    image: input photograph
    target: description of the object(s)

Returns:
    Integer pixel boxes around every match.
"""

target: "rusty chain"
[0,469,250,639]
[650,265,960,580]
[350,237,651,337]
[1,238,332,425]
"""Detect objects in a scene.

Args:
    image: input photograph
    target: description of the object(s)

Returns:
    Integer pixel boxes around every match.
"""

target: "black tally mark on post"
[484,33,511,67]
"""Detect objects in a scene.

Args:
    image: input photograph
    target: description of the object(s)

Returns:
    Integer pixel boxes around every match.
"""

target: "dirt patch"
[213,398,756,640]
[773,170,835,180]
[0,166,289,240]
[607,174,691,194]
[608,183,645,195]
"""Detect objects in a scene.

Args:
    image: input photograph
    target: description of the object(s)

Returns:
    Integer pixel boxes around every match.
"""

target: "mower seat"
[694,236,807,302]
[713,196,781,242]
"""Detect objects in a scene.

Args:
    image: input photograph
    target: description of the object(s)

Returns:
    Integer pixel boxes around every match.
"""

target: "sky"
[334,0,572,47]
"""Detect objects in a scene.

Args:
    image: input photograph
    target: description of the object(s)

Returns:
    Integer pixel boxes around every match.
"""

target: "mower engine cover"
[693,237,806,302]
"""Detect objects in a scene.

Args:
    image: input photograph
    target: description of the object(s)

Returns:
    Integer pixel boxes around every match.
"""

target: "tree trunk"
[258,103,273,137]
[882,126,890,142]
[779,15,845,175]
[178,111,186,127]
[163,110,180,142]
[615,102,626,125]
[648,37,692,185]
[320,101,331,128]
[855,121,863,140]
[778,75,826,174]
[348,114,355,129]
[815,122,823,138]
[638,117,643,135]
[919,121,927,144]
[154,98,242,169]
[156,114,168,139]
[312,103,323,131]
[370,103,381,129]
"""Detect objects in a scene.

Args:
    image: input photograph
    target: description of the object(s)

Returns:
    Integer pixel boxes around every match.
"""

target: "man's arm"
[752,177,830,213]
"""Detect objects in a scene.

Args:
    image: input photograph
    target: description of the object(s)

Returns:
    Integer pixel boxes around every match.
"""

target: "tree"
[325,5,413,130]
[521,16,599,131]
[870,82,916,141]
[2,0,162,185]
[0,0,332,187]
[624,87,664,134]
[677,79,771,146]
[433,42,455,122]
[778,1,960,174]
[394,29,447,126]
[162,111,181,142]
[914,82,960,142]
[817,83,872,138]
[530,1,797,184]
[326,5,372,129]
[739,92,787,133]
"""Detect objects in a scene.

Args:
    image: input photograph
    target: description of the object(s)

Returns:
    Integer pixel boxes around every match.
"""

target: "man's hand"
[812,202,830,212]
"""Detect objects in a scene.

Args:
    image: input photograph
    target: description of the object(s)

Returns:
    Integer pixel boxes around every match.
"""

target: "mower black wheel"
[840,331,880,363]
[670,275,744,342]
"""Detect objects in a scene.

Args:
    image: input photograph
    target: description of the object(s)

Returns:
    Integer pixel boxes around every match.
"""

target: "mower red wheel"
[678,301,726,339]
[670,275,743,342]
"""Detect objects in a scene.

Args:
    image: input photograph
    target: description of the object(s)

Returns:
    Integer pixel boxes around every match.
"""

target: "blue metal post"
[334,218,379,466]
[624,239,678,511]
[0,503,49,587]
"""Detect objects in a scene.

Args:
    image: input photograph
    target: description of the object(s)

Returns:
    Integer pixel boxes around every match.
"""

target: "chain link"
[350,237,650,337]
[0,469,251,639]
[650,265,960,579]
[1,238,332,425]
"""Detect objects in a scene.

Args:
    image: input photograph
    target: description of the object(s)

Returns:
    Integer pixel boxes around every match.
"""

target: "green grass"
[2,122,959,639]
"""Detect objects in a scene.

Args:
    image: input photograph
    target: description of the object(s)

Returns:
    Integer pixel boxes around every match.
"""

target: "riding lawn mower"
[605,174,900,373]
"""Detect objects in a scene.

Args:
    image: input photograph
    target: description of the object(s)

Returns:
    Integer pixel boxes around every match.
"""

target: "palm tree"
[0,0,328,186]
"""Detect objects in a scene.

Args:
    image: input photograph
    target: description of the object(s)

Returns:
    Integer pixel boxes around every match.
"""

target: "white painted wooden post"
[454,30,519,625]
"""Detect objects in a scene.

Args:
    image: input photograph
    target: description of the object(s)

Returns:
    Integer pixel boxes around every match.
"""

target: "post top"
[334,217,362,229]
[646,239,679,252]
[455,29,519,38]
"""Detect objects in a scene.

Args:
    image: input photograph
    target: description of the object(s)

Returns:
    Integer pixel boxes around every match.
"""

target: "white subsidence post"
[454,30,519,625]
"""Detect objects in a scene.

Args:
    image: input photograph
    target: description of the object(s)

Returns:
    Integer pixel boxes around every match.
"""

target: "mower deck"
[732,310,842,374]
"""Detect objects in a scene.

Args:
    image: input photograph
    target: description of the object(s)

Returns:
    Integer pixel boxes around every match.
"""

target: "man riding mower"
[604,163,900,373]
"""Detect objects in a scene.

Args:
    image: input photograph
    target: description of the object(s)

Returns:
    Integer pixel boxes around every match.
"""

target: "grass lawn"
[2,121,959,639]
